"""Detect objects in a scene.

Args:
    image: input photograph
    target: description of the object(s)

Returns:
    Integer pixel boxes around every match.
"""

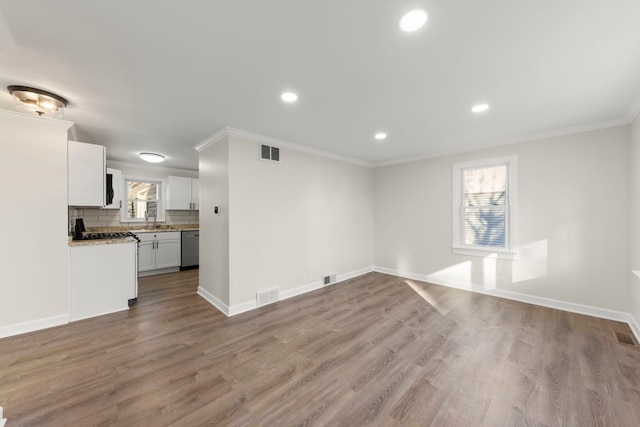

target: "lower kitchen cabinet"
[69,241,137,321]
[137,231,181,274]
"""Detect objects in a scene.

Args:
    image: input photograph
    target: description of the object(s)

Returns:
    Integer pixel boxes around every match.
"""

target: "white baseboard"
[0,314,69,339]
[210,266,375,317]
[228,300,257,316]
[279,266,375,301]
[374,266,640,342]
[629,313,640,343]
[197,286,230,317]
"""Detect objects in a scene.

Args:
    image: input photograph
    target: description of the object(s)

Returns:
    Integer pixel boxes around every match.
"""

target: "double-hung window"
[123,178,165,222]
[452,156,517,259]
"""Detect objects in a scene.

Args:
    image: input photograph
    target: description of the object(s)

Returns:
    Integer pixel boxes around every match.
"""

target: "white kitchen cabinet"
[68,140,105,207]
[166,176,199,210]
[138,240,155,271]
[69,241,137,321]
[136,231,181,273]
[103,168,122,209]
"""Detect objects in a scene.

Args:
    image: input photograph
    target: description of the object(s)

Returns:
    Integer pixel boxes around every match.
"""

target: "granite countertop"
[68,237,136,247]
[68,225,199,247]
[86,225,199,233]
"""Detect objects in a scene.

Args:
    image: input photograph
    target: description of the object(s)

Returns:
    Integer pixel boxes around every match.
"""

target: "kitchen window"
[123,178,165,222]
[452,156,517,259]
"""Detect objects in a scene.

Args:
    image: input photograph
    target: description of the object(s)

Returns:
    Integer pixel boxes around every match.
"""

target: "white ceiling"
[1,1,640,170]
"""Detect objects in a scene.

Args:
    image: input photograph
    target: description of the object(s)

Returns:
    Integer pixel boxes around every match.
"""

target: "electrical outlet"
[301,274,306,283]
[496,276,506,285]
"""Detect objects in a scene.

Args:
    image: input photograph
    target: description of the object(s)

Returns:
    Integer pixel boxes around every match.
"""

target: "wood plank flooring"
[1,271,639,426]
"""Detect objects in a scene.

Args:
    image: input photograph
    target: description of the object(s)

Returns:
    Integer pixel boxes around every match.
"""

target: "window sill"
[452,247,518,260]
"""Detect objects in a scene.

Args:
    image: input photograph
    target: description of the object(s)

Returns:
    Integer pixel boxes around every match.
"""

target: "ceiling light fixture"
[471,104,490,113]
[281,92,298,103]
[399,9,427,32]
[7,85,68,118]
[139,152,166,163]
[374,132,387,140]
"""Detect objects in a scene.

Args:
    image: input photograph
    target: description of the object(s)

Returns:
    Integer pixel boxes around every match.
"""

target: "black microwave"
[106,172,114,206]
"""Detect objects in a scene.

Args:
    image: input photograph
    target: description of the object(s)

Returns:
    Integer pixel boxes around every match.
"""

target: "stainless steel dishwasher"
[181,230,199,269]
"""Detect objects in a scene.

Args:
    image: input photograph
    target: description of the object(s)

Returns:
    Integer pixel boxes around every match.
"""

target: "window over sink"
[122,178,166,222]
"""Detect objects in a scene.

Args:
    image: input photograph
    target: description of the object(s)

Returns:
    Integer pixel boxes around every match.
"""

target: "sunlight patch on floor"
[405,280,448,315]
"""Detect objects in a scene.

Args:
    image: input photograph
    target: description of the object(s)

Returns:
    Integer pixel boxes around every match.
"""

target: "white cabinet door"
[68,140,105,207]
[155,239,181,269]
[103,168,122,209]
[136,231,181,272]
[191,178,199,210]
[138,241,155,272]
[166,176,199,210]
[166,176,191,210]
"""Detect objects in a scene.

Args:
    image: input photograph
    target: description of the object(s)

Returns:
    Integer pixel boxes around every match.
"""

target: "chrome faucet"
[145,211,157,229]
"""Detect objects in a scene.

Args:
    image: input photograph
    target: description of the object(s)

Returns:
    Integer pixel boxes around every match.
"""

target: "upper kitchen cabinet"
[68,141,105,207]
[103,168,122,209]
[166,176,199,210]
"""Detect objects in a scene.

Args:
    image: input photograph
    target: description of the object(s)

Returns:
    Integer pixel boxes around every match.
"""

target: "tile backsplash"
[68,207,199,231]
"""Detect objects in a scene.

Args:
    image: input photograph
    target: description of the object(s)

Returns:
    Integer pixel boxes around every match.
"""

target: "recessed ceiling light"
[374,132,387,140]
[281,92,298,103]
[471,104,490,113]
[139,152,166,163]
[399,9,427,32]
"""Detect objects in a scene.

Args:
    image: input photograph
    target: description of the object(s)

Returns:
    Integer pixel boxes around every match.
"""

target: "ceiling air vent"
[260,144,280,162]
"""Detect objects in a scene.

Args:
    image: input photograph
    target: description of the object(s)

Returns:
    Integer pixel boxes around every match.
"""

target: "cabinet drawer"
[155,231,180,241]
[134,231,181,242]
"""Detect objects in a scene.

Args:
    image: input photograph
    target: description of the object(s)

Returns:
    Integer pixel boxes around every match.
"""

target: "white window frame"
[452,155,518,260]
[121,176,166,223]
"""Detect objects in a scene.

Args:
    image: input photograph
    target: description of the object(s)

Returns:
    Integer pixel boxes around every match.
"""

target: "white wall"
[374,126,630,312]
[227,137,374,307]
[198,137,230,306]
[0,111,72,337]
[629,114,640,333]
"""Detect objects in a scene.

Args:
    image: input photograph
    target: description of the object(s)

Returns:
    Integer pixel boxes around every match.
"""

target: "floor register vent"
[323,274,337,286]
[257,288,279,307]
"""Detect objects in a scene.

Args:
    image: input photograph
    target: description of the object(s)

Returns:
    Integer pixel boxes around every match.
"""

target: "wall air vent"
[260,144,280,162]
[322,274,337,286]
[256,288,279,307]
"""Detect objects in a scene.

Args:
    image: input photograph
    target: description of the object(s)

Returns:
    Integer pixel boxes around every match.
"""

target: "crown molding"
[0,12,16,52]
[68,123,79,141]
[198,112,637,170]
[195,127,373,167]
[194,127,229,152]
[373,116,632,168]
[0,108,73,129]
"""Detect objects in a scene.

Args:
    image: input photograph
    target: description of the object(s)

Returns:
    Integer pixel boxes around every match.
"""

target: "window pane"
[127,181,158,201]
[464,165,506,206]
[464,207,505,247]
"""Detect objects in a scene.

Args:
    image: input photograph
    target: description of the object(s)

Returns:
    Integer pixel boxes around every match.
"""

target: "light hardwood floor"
[1,271,639,426]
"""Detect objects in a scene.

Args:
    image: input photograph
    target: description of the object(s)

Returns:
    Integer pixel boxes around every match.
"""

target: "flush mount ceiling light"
[374,132,387,140]
[7,85,68,118]
[471,103,490,113]
[399,9,427,32]
[139,152,166,163]
[281,92,298,103]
